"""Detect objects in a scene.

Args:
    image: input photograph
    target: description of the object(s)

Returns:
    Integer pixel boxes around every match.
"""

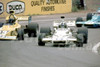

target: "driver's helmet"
[8,14,16,24]
[8,19,15,24]
[8,10,16,23]
[59,22,67,28]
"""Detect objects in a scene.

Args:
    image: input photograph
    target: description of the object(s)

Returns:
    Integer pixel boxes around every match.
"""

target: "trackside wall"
[0,0,72,17]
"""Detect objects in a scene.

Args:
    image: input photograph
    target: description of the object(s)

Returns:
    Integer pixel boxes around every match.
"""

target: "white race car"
[38,16,88,47]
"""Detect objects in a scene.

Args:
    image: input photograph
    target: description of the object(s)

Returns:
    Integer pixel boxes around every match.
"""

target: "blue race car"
[76,12,100,27]
[97,8,100,13]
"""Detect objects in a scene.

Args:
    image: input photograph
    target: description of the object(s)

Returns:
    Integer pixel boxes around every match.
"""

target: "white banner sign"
[7,1,25,14]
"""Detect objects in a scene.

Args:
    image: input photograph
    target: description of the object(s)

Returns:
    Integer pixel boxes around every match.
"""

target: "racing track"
[0,13,100,67]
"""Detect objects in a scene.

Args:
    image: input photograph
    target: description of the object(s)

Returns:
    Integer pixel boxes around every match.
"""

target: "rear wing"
[53,20,75,27]
[6,15,32,26]
[6,10,32,23]
[17,16,32,26]
[17,16,32,23]
[6,15,32,23]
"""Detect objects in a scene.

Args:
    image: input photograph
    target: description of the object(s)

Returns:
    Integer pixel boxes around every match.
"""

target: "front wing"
[42,37,77,42]
[0,35,17,40]
[53,21,76,27]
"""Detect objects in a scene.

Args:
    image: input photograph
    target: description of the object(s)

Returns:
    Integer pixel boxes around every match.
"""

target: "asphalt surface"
[0,13,100,67]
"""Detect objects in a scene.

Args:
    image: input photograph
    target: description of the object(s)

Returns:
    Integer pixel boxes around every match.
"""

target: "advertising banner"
[7,1,25,14]
[0,0,72,17]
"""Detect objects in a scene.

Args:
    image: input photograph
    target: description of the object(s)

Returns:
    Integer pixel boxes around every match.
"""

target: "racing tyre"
[0,23,3,27]
[27,23,39,37]
[40,27,51,34]
[76,34,84,47]
[76,17,83,27]
[38,34,45,46]
[17,29,24,40]
[76,42,83,47]
[78,27,88,44]
[86,13,92,21]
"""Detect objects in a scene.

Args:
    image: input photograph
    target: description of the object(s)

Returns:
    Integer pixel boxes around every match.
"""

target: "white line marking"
[92,42,100,54]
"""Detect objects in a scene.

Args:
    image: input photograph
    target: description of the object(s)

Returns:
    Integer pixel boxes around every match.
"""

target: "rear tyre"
[34,29,38,37]
[27,23,39,37]
[28,32,33,37]
[38,27,51,46]
[17,29,24,40]
[38,34,45,46]
[76,17,83,27]
[86,13,92,21]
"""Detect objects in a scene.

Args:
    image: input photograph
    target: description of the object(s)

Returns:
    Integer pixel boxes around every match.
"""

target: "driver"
[59,22,67,28]
[58,16,67,28]
[8,11,17,24]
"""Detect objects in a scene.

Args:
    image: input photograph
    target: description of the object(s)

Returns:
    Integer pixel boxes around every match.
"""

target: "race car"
[76,9,100,27]
[38,16,88,47]
[0,11,39,40]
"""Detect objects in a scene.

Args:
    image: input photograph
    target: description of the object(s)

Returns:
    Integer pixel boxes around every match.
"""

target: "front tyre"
[40,27,51,34]
[76,42,83,47]
[38,34,45,46]
[78,27,88,44]
[76,17,83,27]
[76,34,84,47]
[17,29,24,40]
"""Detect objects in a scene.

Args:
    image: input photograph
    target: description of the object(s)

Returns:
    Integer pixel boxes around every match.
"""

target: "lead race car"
[76,8,100,27]
[0,11,39,40]
[38,16,88,47]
